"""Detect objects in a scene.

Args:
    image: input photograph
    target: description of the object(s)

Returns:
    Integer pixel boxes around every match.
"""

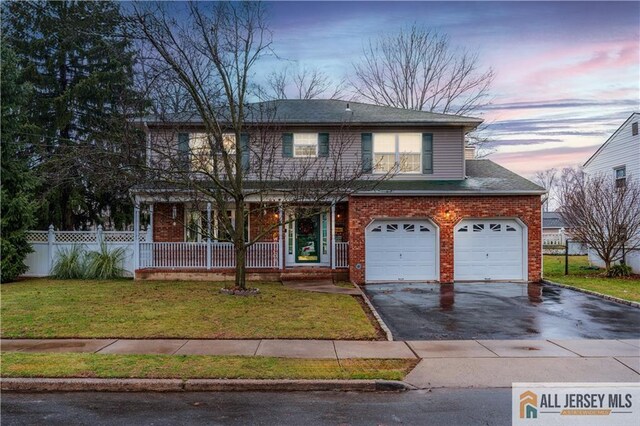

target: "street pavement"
[1,389,512,426]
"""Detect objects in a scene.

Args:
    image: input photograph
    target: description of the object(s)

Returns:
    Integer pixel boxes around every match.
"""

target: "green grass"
[0,279,379,340]
[0,352,415,380]
[544,255,640,302]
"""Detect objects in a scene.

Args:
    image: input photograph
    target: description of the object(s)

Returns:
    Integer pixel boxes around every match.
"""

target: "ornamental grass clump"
[51,245,86,279]
[84,242,126,280]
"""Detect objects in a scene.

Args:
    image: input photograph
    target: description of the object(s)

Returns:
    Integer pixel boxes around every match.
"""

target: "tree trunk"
[234,200,246,289]
[235,243,247,289]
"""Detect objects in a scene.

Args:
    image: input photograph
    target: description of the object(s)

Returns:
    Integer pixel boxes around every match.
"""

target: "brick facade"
[153,203,184,242]
[348,195,542,284]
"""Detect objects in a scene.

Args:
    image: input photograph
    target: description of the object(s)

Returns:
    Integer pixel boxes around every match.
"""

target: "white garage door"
[454,219,526,281]
[366,220,437,282]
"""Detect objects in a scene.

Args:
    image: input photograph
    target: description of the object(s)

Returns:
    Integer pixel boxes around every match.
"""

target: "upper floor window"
[293,133,318,157]
[632,122,638,136]
[188,133,236,172]
[614,166,626,188]
[373,133,421,174]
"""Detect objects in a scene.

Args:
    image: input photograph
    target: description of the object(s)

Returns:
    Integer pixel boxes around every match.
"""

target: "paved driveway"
[363,282,640,340]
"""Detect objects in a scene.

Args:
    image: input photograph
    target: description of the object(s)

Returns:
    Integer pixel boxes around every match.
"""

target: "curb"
[356,285,394,341]
[542,279,640,308]
[1,378,412,393]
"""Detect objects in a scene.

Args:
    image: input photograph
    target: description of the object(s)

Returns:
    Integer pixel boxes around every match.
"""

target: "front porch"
[132,201,349,280]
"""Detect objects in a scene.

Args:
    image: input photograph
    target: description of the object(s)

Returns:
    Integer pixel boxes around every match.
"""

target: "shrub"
[607,264,632,278]
[51,245,86,279]
[85,242,126,280]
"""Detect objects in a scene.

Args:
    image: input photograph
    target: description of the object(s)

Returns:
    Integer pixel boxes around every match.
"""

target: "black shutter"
[422,133,433,174]
[318,133,329,157]
[282,133,293,157]
[361,133,373,173]
[240,133,250,171]
[178,132,189,170]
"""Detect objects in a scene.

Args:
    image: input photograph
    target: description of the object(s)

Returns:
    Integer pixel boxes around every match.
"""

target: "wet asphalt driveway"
[363,282,640,340]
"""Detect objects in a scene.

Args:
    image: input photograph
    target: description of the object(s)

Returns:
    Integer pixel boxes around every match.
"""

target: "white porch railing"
[139,241,280,269]
[336,242,349,269]
[543,231,566,246]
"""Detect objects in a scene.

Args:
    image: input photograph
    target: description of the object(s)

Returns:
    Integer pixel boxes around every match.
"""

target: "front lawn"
[1,352,415,380]
[1,280,379,340]
[544,255,640,302]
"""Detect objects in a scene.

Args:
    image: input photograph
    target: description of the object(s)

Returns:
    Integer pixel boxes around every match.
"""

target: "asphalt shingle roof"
[543,211,566,228]
[131,160,546,196]
[354,160,546,195]
[144,99,483,127]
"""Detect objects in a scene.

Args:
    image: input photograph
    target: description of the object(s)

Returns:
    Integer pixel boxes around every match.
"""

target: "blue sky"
[261,1,640,175]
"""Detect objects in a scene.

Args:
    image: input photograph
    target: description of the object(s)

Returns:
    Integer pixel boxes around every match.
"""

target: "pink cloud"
[489,145,601,175]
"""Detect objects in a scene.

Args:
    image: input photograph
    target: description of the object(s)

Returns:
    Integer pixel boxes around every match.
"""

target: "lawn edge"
[355,286,394,341]
[1,377,412,393]
[542,279,640,308]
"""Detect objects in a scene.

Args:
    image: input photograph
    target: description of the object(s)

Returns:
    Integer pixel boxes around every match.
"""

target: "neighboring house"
[131,99,545,284]
[583,112,640,272]
[542,211,587,255]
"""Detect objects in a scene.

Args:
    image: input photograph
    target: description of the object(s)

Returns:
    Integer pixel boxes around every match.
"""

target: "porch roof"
[131,159,546,199]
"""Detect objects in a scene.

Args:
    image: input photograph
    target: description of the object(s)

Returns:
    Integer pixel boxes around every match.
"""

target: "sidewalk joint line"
[403,341,420,359]
[612,357,640,375]
[253,340,262,356]
[475,340,500,357]
[545,340,584,357]
[94,339,119,354]
[333,341,342,367]
[171,340,190,355]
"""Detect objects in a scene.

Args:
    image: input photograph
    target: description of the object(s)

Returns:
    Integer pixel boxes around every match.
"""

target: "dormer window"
[373,133,422,174]
[614,166,626,188]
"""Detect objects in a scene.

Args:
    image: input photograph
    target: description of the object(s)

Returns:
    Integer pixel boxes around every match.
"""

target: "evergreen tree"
[1,43,39,282]
[3,1,144,230]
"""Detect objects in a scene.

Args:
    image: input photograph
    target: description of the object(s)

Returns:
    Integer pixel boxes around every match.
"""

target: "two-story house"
[583,112,640,273]
[131,99,545,284]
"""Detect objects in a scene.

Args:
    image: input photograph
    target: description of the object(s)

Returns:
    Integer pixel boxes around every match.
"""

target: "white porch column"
[133,203,140,270]
[147,204,154,242]
[47,224,55,274]
[206,202,212,269]
[330,202,336,270]
[278,204,284,270]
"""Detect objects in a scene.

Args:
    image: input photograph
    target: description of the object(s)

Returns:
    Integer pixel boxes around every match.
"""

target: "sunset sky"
[262,1,640,176]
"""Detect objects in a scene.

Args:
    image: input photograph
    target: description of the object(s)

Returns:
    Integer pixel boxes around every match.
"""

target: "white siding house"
[583,112,640,273]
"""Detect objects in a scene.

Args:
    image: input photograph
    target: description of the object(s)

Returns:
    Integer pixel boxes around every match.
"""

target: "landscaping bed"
[1,280,380,340]
[1,353,416,381]
[544,255,640,303]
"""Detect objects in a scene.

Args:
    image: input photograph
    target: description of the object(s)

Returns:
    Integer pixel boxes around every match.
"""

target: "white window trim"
[293,133,319,158]
[185,208,249,242]
[614,165,627,187]
[372,133,422,175]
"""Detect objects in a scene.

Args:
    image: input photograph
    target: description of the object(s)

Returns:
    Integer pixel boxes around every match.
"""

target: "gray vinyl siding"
[146,125,467,181]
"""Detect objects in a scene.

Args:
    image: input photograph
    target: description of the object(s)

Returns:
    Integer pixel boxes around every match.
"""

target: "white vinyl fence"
[23,227,347,277]
[542,229,588,255]
[22,226,145,277]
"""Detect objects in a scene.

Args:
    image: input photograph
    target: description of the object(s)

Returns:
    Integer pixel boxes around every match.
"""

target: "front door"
[295,214,320,263]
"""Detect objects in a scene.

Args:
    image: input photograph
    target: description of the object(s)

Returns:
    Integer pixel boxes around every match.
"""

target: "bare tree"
[130,1,387,289]
[265,65,346,100]
[558,168,640,274]
[533,168,558,212]
[351,25,494,115]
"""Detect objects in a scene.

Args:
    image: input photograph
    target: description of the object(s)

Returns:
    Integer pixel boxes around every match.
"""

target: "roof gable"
[583,112,640,168]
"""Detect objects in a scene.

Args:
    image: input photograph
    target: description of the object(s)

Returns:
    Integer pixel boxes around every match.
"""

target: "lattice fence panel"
[25,231,49,243]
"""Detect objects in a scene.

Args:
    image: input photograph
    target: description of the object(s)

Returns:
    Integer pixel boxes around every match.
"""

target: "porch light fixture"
[172,204,177,226]
[444,209,451,220]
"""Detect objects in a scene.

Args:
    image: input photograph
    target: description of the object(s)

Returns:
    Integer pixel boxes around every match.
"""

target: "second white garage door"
[454,219,526,281]
[365,220,438,282]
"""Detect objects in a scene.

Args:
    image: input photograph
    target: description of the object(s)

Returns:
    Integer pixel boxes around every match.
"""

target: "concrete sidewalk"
[2,338,639,389]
